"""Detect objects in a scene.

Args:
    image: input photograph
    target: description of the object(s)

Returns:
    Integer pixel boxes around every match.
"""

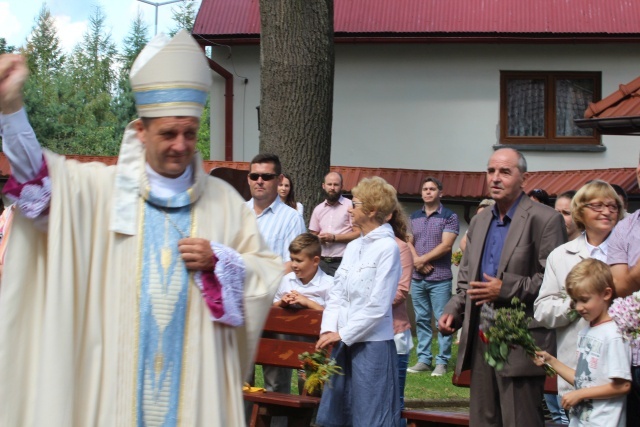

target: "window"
[500,71,601,146]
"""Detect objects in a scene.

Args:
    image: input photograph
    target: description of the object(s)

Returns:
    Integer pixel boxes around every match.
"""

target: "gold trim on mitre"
[130,30,212,118]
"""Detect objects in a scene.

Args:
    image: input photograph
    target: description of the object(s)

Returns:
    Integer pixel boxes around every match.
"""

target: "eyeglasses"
[248,173,278,181]
[351,201,364,209]
[584,203,619,213]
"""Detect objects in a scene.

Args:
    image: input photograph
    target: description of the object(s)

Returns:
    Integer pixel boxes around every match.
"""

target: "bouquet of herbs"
[609,291,640,348]
[479,297,556,376]
[451,249,463,266]
[298,348,343,395]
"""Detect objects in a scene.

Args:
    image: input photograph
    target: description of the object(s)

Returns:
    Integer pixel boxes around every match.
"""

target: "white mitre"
[129,29,212,118]
[110,30,211,236]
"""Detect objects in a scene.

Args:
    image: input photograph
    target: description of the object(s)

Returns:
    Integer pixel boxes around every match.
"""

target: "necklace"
[158,207,190,239]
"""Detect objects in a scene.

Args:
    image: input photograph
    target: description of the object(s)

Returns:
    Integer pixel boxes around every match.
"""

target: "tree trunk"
[259,0,334,223]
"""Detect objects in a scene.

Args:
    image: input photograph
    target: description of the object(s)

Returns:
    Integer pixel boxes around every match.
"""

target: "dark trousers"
[628,365,640,427]
[470,338,545,427]
[319,259,341,276]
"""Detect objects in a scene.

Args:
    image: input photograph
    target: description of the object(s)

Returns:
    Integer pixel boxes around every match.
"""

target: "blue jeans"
[411,278,453,366]
[397,353,409,427]
[544,393,568,424]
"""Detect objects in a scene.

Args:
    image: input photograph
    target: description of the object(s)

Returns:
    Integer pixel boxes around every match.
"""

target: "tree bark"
[259,0,334,223]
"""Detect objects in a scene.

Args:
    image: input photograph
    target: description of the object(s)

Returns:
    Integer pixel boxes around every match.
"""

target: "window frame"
[499,71,602,146]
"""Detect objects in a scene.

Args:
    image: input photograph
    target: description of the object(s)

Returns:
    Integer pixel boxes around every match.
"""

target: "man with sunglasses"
[245,153,306,424]
[309,171,360,276]
[246,153,306,270]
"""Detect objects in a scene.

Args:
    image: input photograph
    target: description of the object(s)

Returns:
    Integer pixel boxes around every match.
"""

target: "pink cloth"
[3,156,51,219]
[308,195,353,257]
[199,254,224,318]
[393,237,413,334]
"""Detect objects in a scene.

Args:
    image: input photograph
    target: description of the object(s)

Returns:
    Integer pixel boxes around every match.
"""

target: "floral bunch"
[609,291,640,347]
[451,249,463,266]
[479,297,555,376]
[298,348,343,395]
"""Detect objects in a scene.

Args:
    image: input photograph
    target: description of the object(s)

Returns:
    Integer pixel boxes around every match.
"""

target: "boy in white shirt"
[272,233,333,397]
[534,258,631,427]
[274,233,333,310]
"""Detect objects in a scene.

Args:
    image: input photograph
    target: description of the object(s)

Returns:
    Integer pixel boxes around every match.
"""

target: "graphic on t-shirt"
[571,334,603,421]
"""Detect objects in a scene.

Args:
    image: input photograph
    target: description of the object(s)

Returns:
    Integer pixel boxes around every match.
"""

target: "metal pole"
[136,0,184,35]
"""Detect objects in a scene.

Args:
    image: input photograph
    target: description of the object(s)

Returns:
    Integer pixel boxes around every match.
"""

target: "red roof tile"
[194,0,640,40]
[584,76,640,120]
[576,75,640,134]
[1,154,635,199]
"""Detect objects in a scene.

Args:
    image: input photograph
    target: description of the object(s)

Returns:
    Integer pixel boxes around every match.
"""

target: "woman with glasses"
[315,176,402,427]
[534,180,623,424]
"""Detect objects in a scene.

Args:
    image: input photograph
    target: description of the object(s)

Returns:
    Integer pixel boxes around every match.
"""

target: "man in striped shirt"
[246,153,306,269]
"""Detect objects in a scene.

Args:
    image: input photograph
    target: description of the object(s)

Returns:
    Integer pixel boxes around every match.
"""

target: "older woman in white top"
[534,180,622,401]
[316,176,402,427]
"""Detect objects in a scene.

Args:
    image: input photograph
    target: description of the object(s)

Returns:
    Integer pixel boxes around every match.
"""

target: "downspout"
[206,58,234,161]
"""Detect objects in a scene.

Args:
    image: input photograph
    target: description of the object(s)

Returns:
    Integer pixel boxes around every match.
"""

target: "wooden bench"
[402,370,561,427]
[244,307,324,427]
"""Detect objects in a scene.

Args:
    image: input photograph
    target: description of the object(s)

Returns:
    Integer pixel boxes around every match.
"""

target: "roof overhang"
[196,33,640,47]
[575,117,640,135]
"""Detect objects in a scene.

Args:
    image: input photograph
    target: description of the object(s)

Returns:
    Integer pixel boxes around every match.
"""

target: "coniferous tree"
[112,13,149,138]
[64,5,119,155]
[169,0,211,159]
[169,0,197,36]
[0,38,15,54]
[21,5,67,150]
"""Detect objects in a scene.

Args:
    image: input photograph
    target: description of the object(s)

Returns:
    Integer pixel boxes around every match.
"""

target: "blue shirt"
[246,197,306,262]
[480,194,523,279]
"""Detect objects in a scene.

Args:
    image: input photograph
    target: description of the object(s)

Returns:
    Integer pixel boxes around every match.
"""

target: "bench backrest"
[254,307,323,369]
[453,370,559,394]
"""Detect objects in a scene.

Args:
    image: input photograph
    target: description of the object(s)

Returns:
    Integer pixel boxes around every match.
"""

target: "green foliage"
[60,5,119,154]
[113,13,149,138]
[21,5,68,151]
[481,297,556,376]
[12,4,212,157]
[197,99,211,159]
[169,1,197,36]
[0,38,16,54]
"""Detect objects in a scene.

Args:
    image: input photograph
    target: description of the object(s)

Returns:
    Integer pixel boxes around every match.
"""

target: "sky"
[1,0,202,53]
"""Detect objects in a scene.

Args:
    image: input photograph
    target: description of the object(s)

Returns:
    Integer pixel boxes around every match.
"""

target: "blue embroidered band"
[134,87,208,107]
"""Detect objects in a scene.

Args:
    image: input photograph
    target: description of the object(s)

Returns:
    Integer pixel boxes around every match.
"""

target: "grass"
[254,337,470,402]
[404,338,469,402]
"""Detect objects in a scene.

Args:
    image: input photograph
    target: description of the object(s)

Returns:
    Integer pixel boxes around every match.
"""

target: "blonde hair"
[289,233,321,258]
[571,180,623,231]
[565,258,614,299]
[351,177,398,224]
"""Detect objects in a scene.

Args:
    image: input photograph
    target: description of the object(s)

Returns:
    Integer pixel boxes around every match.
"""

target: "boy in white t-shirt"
[273,233,333,310]
[534,258,631,427]
[272,233,333,397]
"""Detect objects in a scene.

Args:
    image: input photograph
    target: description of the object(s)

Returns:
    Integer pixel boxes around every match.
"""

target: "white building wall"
[209,43,640,172]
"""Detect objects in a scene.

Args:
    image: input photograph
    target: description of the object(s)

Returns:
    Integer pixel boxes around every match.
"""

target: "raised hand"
[0,54,28,114]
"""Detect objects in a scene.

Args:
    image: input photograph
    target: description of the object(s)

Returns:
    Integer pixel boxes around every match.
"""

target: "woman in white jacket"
[316,177,402,427]
[534,180,622,418]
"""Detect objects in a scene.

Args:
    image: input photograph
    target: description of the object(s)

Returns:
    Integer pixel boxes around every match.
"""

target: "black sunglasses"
[248,173,278,181]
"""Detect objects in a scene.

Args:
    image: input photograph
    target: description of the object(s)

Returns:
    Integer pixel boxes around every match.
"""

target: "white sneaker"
[431,364,447,376]
[407,362,432,373]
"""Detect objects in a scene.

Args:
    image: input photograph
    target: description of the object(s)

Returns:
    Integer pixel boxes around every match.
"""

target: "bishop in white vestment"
[0,31,283,426]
